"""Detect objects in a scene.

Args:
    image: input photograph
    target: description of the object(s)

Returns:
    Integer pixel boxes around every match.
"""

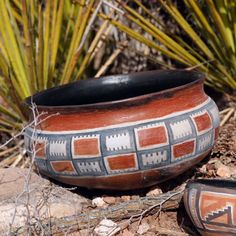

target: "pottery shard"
[94,219,120,236]
[103,196,116,204]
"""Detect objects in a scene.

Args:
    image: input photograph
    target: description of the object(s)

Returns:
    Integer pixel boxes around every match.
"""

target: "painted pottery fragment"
[184,179,236,236]
[24,70,220,189]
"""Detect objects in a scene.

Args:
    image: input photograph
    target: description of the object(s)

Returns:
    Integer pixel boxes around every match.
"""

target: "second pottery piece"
[184,179,236,236]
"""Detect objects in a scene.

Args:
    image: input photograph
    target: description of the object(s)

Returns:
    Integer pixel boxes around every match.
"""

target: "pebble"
[137,222,150,235]
[121,195,131,202]
[92,197,106,207]
[94,219,120,236]
[146,187,162,197]
[103,196,116,204]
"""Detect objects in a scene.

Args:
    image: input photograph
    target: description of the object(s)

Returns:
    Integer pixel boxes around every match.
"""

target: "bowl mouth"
[187,178,236,190]
[25,69,204,109]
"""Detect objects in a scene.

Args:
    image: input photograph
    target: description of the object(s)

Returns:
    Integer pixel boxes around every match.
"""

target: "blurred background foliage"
[0,0,121,136]
[0,0,125,165]
[104,0,236,94]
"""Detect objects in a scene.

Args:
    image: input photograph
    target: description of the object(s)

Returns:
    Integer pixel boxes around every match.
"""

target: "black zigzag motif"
[205,206,233,225]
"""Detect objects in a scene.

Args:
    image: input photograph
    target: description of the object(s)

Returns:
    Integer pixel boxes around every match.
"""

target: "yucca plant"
[100,0,236,95]
[0,0,113,135]
[0,0,119,166]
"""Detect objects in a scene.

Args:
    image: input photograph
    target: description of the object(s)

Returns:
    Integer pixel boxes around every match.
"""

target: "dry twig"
[11,185,184,235]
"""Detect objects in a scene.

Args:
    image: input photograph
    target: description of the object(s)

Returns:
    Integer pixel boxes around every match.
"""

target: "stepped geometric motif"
[199,191,236,233]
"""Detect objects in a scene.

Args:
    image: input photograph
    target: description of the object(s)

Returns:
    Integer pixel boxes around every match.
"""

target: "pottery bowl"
[24,70,220,190]
[184,179,236,236]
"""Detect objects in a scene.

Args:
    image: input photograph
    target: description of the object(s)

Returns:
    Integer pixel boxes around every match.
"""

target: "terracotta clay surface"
[184,179,236,236]
[24,70,220,189]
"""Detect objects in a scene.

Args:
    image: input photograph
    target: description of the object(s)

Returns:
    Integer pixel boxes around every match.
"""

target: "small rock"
[137,222,150,235]
[217,165,231,178]
[146,187,162,197]
[103,196,116,204]
[121,195,131,202]
[215,162,235,178]
[92,197,106,207]
[94,219,120,236]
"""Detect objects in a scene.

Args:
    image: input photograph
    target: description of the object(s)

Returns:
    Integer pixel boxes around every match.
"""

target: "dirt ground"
[0,106,236,235]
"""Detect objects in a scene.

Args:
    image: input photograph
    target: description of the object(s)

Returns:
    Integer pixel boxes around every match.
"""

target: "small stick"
[11,154,23,167]
[95,48,121,78]
[219,107,231,115]
[11,185,184,235]
[20,158,30,168]
[0,152,19,167]
[220,108,235,126]
[95,42,128,78]
[0,140,23,157]
[102,0,124,14]
[129,185,185,226]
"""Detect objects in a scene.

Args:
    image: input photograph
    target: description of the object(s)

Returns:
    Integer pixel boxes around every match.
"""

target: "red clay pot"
[24,70,220,190]
[184,179,236,236]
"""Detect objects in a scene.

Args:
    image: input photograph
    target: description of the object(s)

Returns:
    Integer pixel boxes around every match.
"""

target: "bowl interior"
[26,70,203,107]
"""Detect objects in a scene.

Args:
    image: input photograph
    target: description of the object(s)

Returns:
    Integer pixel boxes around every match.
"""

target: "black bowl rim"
[24,69,205,110]
[186,178,236,190]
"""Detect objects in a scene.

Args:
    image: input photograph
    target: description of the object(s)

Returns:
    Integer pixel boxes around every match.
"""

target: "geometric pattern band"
[187,186,236,234]
[24,98,220,177]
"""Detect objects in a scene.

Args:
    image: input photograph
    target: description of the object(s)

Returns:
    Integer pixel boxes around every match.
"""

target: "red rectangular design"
[51,161,76,173]
[74,138,99,156]
[107,154,136,170]
[137,126,167,148]
[193,112,212,133]
[35,141,46,158]
[173,140,195,158]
